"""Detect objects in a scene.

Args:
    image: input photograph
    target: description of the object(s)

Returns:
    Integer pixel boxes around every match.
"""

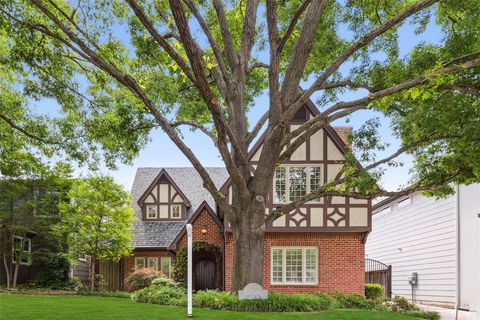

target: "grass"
[0,294,422,320]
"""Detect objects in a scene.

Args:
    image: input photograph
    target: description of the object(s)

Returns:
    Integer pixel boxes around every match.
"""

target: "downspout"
[455,185,460,320]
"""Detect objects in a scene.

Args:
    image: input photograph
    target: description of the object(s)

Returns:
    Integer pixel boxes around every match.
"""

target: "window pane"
[135,257,145,269]
[171,205,180,218]
[160,257,171,278]
[285,249,303,283]
[289,167,306,201]
[274,167,286,203]
[309,167,322,202]
[147,205,157,218]
[148,257,158,269]
[271,249,283,283]
[305,248,317,283]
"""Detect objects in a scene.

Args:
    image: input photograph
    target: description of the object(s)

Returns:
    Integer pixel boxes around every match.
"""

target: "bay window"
[271,247,318,285]
[274,166,322,203]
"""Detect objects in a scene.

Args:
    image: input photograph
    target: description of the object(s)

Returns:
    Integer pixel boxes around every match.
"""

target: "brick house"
[121,102,371,294]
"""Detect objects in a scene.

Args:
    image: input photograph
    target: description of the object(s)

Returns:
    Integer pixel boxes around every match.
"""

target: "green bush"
[389,295,418,312]
[33,251,71,289]
[132,285,186,306]
[365,284,384,300]
[328,291,375,310]
[150,277,181,288]
[124,268,163,292]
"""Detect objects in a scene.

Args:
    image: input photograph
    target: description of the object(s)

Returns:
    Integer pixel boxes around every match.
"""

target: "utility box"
[408,272,418,286]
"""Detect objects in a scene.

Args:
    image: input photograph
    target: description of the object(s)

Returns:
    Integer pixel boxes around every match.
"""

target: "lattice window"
[146,205,157,219]
[309,167,322,202]
[274,167,287,203]
[289,167,307,201]
[147,257,158,269]
[305,248,317,283]
[160,257,172,278]
[271,248,283,283]
[273,166,322,204]
[285,248,303,283]
[271,247,318,285]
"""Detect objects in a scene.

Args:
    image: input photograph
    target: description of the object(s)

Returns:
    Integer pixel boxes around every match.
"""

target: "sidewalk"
[418,304,479,320]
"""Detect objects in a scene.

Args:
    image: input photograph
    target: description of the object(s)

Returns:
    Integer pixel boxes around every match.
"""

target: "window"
[146,205,157,219]
[171,205,181,218]
[135,257,146,269]
[147,257,158,269]
[397,197,411,208]
[13,236,31,266]
[270,247,317,285]
[274,166,322,203]
[160,257,172,278]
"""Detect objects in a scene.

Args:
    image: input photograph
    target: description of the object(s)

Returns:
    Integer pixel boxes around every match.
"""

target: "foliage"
[172,241,221,284]
[365,284,385,300]
[77,290,131,299]
[132,284,186,306]
[124,268,163,292]
[57,176,134,291]
[33,250,71,289]
[328,291,375,310]
[150,277,182,288]
[0,294,428,320]
[387,295,419,312]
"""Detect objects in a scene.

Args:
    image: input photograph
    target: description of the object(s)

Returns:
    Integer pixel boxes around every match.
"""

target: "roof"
[130,167,228,248]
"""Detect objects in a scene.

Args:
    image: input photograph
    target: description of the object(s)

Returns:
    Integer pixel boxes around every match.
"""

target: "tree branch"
[283,0,439,120]
[246,111,269,145]
[170,121,218,146]
[0,113,50,145]
[277,0,312,53]
[212,0,238,67]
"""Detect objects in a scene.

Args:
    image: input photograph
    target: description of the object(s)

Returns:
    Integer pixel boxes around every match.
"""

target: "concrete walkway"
[418,304,479,320]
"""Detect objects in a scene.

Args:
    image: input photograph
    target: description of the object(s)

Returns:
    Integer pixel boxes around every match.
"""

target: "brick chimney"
[333,127,352,146]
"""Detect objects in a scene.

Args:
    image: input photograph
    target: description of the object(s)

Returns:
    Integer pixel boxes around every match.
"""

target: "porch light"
[201,225,208,235]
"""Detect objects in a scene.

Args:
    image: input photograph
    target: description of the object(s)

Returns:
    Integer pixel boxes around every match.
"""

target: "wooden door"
[195,258,215,290]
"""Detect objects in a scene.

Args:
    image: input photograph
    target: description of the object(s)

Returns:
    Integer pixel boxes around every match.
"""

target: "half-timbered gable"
[223,102,371,233]
[138,169,191,220]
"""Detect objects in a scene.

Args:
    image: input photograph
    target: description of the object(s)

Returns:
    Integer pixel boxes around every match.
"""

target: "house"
[365,184,480,313]
[120,102,372,295]
[0,181,90,287]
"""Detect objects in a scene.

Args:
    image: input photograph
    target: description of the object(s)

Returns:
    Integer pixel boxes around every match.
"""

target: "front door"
[194,258,215,290]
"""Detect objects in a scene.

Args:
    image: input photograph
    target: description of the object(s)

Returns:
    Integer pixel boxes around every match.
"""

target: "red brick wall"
[176,209,223,249]
[224,233,365,294]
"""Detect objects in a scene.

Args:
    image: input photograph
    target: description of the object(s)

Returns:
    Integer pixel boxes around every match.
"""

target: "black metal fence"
[365,258,392,298]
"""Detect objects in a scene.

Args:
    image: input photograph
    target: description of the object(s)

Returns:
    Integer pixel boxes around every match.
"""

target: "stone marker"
[238,283,268,300]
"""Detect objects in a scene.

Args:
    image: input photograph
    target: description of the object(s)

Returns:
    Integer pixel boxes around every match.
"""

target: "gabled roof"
[137,169,191,207]
[130,167,228,248]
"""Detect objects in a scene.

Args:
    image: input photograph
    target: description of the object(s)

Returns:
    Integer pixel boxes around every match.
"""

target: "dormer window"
[138,170,191,221]
[146,205,157,219]
[274,166,322,204]
[171,205,181,219]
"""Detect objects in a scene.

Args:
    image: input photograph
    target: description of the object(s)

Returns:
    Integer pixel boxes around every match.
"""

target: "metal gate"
[195,258,215,291]
[365,258,392,298]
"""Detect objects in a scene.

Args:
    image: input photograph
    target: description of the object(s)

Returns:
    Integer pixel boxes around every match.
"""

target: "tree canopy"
[1,0,479,290]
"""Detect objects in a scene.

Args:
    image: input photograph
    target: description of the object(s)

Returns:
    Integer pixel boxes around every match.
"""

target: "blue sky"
[32,11,444,192]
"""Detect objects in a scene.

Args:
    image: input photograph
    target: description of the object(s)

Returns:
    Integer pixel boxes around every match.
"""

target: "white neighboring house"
[366,184,480,313]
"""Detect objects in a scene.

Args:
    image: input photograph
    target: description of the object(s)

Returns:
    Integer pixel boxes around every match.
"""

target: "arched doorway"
[194,258,215,290]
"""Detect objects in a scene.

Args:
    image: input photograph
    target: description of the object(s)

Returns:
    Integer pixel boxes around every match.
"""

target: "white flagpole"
[186,223,193,317]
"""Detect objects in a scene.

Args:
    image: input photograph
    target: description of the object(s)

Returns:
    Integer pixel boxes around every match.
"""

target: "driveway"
[418,304,479,320]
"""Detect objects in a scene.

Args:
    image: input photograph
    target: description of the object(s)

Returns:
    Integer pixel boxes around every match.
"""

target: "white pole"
[186,223,193,317]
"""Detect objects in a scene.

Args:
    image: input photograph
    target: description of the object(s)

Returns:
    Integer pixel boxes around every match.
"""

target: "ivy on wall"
[172,241,222,285]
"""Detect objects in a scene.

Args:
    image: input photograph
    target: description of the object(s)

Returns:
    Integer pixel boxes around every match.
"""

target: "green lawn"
[0,294,420,320]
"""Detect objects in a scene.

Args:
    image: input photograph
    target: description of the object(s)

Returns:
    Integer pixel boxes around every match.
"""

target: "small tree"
[58,176,134,291]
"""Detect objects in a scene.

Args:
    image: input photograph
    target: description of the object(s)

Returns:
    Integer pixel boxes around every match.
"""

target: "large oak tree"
[1,0,479,291]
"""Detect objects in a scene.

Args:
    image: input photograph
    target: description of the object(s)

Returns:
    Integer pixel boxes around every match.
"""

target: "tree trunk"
[12,259,20,289]
[3,256,11,289]
[230,204,266,292]
[90,257,96,292]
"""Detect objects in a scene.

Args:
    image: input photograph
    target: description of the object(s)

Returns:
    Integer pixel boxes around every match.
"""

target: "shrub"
[33,251,71,289]
[77,290,130,298]
[365,284,384,300]
[124,268,162,292]
[132,285,186,306]
[193,290,235,310]
[389,295,418,312]
[329,291,375,310]
[150,277,181,288]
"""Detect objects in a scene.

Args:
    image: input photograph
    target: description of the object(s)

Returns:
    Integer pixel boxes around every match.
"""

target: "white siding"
[366,193,457,306]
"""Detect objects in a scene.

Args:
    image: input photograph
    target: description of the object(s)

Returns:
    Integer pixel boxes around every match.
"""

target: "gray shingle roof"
[130,167,228,248]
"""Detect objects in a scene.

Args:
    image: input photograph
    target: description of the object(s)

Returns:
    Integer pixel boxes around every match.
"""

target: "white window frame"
[160,257,172,278]
[134,257,146,269]
[171,205,181,219]
[146,205,158,219]
[270,246,318,285]
[147,257,158,270]
[273,165,323,204]
[12,236,31,266]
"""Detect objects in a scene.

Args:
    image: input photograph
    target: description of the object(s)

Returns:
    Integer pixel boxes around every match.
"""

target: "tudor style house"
[121,102,372,294]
